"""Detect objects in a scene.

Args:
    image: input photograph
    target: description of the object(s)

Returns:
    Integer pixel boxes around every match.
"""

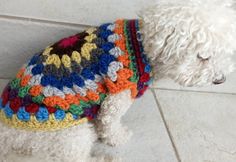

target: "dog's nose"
[213,75,226,85]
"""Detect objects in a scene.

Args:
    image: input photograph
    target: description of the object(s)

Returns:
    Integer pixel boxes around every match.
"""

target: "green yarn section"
[32,95,44,104]
[18,86,31,98]
[69,104,84,115]
[68,93,107,115]
[89,93,107,105]
[98,93,107,102]
[69,100,90,115]
[80,100,90,108]
[55,105,62,109]
[124,20,139,83]
[10,78,21,89]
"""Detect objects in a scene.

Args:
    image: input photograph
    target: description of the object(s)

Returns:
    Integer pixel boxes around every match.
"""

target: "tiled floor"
[155,89,236,162]
[0,78,235,162]
[0,1,236,161]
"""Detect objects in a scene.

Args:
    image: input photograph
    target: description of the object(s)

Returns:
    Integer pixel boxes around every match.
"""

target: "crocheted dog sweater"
[0,19,152,131]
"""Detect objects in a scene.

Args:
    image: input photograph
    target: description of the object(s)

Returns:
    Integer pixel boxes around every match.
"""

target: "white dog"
[0,0,236,162]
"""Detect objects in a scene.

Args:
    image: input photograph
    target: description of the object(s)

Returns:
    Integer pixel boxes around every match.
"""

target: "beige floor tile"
[155,89,236,162]
[0,0,156,26]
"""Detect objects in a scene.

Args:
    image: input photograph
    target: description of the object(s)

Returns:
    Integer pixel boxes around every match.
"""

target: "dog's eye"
[197,53,211,61]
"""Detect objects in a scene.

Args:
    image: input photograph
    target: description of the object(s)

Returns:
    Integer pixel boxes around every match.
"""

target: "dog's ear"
[139,4,195,63]
[139,1,236,64]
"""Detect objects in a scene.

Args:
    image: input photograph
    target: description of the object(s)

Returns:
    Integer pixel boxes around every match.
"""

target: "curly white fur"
[140,0,236,86]
[96,90,133,146]
[1,0,236,161]
[0,122,97,162]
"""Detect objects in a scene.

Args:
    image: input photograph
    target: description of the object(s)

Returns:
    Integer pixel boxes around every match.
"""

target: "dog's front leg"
[95,89,134,146]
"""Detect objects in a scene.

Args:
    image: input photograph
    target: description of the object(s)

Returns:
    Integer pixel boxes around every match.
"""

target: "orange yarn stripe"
[65,94,80,105]
[97,82,107,94]
[104,20,138,98]
[105,69,138,98]
[16,68,25,79]
[20,75,31,87]
[29,85,43,97]
[43,96,70,110]
[86,90,100,102]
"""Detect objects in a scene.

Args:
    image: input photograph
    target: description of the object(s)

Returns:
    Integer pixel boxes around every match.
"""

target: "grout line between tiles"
[151,87,236,96]
[0,14,93,28]
[0,77,11,79]
[151,89,181,162]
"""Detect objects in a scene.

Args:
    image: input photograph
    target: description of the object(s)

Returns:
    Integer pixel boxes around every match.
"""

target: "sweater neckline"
[123,19,153,97]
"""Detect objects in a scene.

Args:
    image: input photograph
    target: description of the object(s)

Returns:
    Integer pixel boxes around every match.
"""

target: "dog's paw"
[103,126,133,147]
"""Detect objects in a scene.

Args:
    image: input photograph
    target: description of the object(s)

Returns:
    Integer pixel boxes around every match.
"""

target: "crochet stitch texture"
[0,19,152,131]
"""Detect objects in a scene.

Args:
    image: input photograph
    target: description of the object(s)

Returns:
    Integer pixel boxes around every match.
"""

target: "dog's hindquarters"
[0,122,97,162]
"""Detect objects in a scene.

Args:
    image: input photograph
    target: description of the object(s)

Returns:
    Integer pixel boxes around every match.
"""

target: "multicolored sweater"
[0,19,152,131]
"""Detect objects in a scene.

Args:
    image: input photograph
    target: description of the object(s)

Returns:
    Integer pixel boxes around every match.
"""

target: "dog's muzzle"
[213,75,226,85]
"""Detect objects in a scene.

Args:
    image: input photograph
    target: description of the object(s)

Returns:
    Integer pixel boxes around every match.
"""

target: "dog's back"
[0,19,152,131]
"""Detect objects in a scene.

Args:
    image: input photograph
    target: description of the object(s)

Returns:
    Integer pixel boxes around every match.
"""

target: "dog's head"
[140,0,236,86]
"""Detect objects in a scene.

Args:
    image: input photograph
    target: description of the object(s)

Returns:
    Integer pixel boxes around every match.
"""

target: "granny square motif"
[0,19,152,131]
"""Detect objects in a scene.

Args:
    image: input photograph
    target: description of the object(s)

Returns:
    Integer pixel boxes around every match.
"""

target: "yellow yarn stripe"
[81,43,97,60]
[46,54,61,68]
[0,110,88,131]
[42,46,53,56]
[61,54,71,68]
[71,51,81,64]
[85,34,97,42]
[86,27,97,34]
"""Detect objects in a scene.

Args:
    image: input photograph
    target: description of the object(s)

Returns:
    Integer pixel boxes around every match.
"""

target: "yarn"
[71,51,81,64]
[32,64,44,75]
[0,99,3,110]
[0,19,152,131]
[9,89,18,100]
[81,68,95,80]
[16,68,25,79]
[32,95,44,104]
[81,43,97,60]
[22,95,32,106]
[20,75,31,86]
[18,86,31,98]
[46,106,57,114]
[17,107,30,122]
[4,104,14,118]
[1,87,9,107]
[58,35,79,48]
[84,80,98,91]
[28,74,43,86]
[10,78,20,89]
[36,107,49,122]
[85,34,97,42]
[29,85,43,97]
[25,103,39,113]
[61,55,71,68]
[9,97,22,113]
[54,109,66,121]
